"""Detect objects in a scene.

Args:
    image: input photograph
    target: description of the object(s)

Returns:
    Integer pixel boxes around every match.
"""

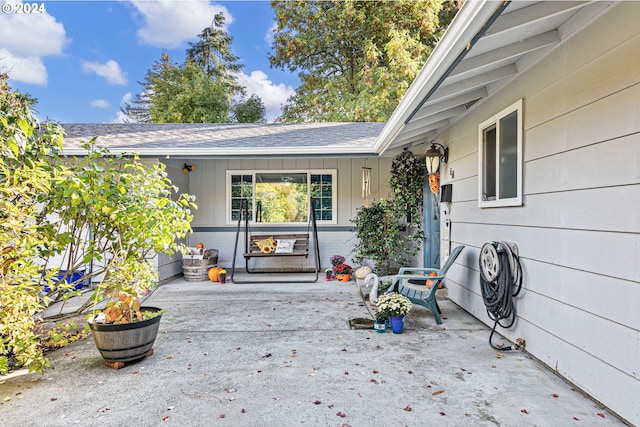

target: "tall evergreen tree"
[124,13,245,123]
[186,13,245,98]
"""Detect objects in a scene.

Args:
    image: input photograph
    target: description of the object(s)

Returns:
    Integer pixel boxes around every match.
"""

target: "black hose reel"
[479,241,523,350]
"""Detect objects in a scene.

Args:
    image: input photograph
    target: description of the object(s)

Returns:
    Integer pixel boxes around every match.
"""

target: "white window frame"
[478,99,523,208]
[226,169,337,225]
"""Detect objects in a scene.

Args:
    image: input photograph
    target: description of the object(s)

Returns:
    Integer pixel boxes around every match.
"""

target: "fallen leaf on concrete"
[344,371,349,375]
[496,353,503,358]
[308,373,316,377]
[432,390,444,396]
[50,397,57,401]
[224,388,237,393]
[219,414,225,418]
[313,400,322,405]
[241,408,246,413]
[521,409,529,414]
[439,411,446,416]
[597,413,605,418]
[489,364,496,368]
[337,411,347,418]
[262,353,272,358]
[97,407,109,413]
[167,355,175,359]
[552,393,559,398]
[573,417,580,421]
[404,405,412,411]
[162,416,169,421]
[3,396,11,402]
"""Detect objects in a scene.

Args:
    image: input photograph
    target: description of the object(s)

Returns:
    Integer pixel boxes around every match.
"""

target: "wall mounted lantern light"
[182,163,196,173]
[424,141,448,175]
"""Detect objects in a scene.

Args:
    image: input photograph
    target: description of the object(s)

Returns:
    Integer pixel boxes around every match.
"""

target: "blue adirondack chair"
[386,245,465,325]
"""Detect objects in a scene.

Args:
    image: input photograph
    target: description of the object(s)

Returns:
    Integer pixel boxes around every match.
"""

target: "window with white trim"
[227,170,337,224]
[478,99,523,207]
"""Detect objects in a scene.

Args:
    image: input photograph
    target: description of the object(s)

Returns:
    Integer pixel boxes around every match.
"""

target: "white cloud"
[111,110,131,124]
[0,2,69,84]
[128,0,231,48]
[0,49,47,85]
[264,21,277,46]
[90,99,110,109]
[120,92,133,105]
[82,60,127,85]
[236,70,294,122]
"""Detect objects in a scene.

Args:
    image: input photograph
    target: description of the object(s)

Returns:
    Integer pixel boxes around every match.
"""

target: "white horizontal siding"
[441,3,640,424]
[182,157,393,271]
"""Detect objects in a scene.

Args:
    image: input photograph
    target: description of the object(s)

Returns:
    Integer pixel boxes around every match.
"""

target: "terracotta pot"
[337,274,351,282]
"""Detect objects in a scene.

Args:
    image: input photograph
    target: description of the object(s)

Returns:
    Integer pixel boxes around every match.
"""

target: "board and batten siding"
[438,2,639,424]
[182,157,393,271]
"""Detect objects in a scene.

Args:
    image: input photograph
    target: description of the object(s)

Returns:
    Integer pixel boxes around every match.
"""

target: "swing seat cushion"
[245,234,310,258]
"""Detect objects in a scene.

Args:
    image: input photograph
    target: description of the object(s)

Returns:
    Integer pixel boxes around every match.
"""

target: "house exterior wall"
[179,156,394,272]
[438,3,639,424]
[157,159,190,281]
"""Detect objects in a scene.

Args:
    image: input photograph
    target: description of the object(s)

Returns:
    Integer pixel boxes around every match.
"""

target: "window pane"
[499,111,518,199]
[230,174,253,222]
[311,174,333,221]
[255,173,308,223]
[483,126,497,201]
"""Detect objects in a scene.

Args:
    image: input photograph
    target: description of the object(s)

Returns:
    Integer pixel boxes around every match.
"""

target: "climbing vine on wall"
[388,150,426,228]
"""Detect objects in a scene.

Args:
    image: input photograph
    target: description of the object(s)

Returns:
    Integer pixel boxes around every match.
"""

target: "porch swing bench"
[244,233,311,260]
[231,198,321,283]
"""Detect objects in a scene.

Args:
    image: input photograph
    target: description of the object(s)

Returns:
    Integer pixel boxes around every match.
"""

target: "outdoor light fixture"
[424,141,448,175]
[182,163,196,173]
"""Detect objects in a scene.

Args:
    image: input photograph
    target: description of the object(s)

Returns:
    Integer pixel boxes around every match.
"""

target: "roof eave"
[61,146,379,158]
[374,0,508,155]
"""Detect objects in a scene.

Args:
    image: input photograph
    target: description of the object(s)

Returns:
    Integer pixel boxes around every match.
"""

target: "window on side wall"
[227,170,337,225]
[478,99,523,208]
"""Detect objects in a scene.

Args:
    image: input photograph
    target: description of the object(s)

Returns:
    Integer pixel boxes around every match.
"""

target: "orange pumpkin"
[208,267,223,282]
[195,242,204,249]
[425,271,442,289]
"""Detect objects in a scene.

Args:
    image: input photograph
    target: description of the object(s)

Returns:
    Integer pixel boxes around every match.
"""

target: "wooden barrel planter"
[89,307,163,365]
[182,249,219,282]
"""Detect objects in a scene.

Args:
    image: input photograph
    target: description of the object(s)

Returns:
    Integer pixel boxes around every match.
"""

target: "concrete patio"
[0,276,628,426]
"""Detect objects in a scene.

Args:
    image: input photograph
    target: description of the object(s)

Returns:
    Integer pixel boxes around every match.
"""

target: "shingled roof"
[62,122,386,158]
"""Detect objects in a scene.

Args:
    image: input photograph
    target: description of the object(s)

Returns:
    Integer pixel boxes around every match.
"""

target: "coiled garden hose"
[479,241,523,350]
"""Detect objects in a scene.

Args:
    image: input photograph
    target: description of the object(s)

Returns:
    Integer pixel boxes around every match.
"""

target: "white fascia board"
[61,146,378,158]
[374,0,508,155]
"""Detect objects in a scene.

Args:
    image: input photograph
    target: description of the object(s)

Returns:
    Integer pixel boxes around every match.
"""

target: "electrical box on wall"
[441,184,452,203]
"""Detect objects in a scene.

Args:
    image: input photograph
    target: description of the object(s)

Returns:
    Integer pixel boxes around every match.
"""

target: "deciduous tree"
[270,0,460,122]
[233,94,266,123]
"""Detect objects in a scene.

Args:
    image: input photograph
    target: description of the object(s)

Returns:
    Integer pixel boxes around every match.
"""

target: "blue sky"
[0,0,299,123]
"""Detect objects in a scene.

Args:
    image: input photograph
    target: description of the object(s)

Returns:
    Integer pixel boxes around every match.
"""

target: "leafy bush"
[0,74,65,373]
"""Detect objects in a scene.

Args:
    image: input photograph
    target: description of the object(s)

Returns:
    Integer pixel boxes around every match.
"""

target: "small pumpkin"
[208,267,223,282]
[195,242,204,249]
[425,271,443,289]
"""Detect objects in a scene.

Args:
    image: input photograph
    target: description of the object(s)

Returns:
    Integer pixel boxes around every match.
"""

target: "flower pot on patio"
[89,307,163,368]
[374,319,387,333]
[389,316,405,334]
